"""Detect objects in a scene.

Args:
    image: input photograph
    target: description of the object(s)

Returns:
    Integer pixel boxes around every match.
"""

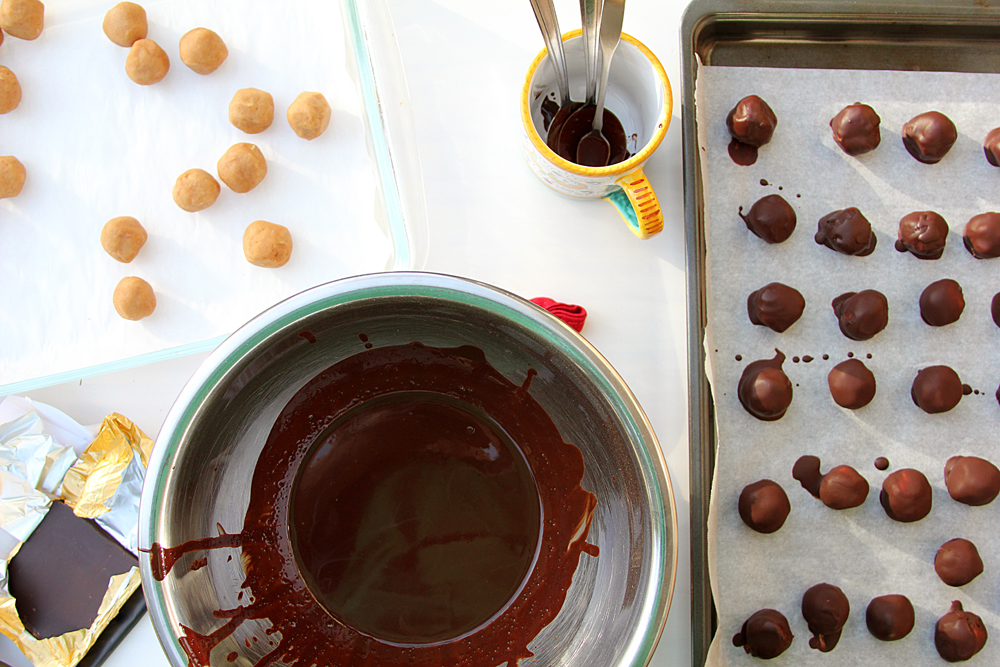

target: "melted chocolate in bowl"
[147,342,598,667]
[290,392,542,645]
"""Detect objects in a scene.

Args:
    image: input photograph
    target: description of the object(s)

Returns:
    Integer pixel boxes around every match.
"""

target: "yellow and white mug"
[520,30,672,240]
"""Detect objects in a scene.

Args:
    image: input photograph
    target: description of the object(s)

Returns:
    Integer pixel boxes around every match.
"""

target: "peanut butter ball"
[0,66,20,114]
[229,88,273,134]
[287,91,331,140]
[0,156,24,198]
[217,143,266,193]
[126,38,169,85]
[102,2,146,47]
[179,27,227,75]
[243,220,291,268]
[113,276,155,320]
[0,0,43,41]
[172,168,220,212]
[101,216,146,263]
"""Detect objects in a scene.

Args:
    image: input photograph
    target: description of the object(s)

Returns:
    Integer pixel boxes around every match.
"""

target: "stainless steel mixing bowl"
[139,272,676,667]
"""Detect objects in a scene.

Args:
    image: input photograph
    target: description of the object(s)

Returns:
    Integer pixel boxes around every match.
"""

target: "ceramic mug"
[520,30,672,240]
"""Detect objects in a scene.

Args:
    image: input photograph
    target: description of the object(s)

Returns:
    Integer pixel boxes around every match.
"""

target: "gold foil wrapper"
[0,411,151,667]
[61,413,152,519]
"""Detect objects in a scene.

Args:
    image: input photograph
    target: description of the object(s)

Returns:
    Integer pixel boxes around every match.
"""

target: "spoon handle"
[580,0,601,104]
[529,0,571,106]
[592,0,624,132]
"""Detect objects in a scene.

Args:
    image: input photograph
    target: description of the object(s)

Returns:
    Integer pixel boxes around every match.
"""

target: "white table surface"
[5,0,694,665]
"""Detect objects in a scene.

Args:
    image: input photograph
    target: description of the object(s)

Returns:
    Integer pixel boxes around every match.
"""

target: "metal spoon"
[579,0,602,104]
[576,0,624,167]
[529,0,575,151]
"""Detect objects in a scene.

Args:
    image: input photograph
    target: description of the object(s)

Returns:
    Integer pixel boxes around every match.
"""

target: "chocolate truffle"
[738,350,792,421]
[880,468,932,522]
[831,290,888,341]
[747,283,805,332]
[740,195,796,244]
[963,212,1000,259]
[792,456,868,510]
[726,95,777,147]
[945,456,1000,506]
[828,358,876,409]
[802,583,850,652]
[935,601,987,662]
[984,127,1000,167]
[866,594,914,641]
[993,293,1000,328]
[912,365,963,414]
[814,207,877,256]
[733,609,793,659]
[830,103,881,156]
[935,538,983,587]
[896,211,948,259]
[902,111,957,164]
[738,480,791,534]
[920,279,964,326]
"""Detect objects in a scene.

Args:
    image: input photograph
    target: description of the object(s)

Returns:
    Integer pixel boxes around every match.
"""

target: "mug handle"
[605,168,663,239]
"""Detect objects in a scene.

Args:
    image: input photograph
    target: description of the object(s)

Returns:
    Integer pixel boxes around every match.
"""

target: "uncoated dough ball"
[113,276,155,320]
[172,168,220,212]
[229,88,273,134]
[101,216,146,263]
[217,143,266,193]
[0,0,43,41]
[287,92,331,140]
[179,27,227,75]
[0,156,24,197]
[243,220,291,268]
[0,65,20,113]
[102,2,146,47]
[126,38,169,85]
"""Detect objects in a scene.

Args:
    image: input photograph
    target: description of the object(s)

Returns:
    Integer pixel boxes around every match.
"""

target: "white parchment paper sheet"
[0,0,390,388]
[698,65,1000,666]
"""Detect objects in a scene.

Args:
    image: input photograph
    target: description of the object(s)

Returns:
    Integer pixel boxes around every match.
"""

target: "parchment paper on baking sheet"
[697,65,1000,666]
[0,0,390,389]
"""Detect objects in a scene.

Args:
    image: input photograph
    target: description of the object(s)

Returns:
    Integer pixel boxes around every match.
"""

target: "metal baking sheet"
[681,2,1000,665]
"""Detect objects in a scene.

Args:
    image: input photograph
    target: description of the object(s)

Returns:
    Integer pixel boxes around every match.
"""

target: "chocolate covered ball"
[726,95,776,147]
[945,456,1000,506]
[935,601,987,662]
[831,290,888,341]
[866,594,914,641]
[963,212,1000,259]
[902,111,957,164]
[935,538,983,587]
[747,282,805,333]
[820,465,869,510]
[738,480,790,534]
[920,279,964,326]
[896,211,948,259]
[984,127,1000,166]
[993,293,1000,329]
[733,609,793,659]
[828,358,876,409]
[830,103,881,156]
[814,207,877,256]
[912,365,963,414]
[880,468,932,522]
[802,583,850,652]
[738,351,792,421]
[740,194,796,244]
